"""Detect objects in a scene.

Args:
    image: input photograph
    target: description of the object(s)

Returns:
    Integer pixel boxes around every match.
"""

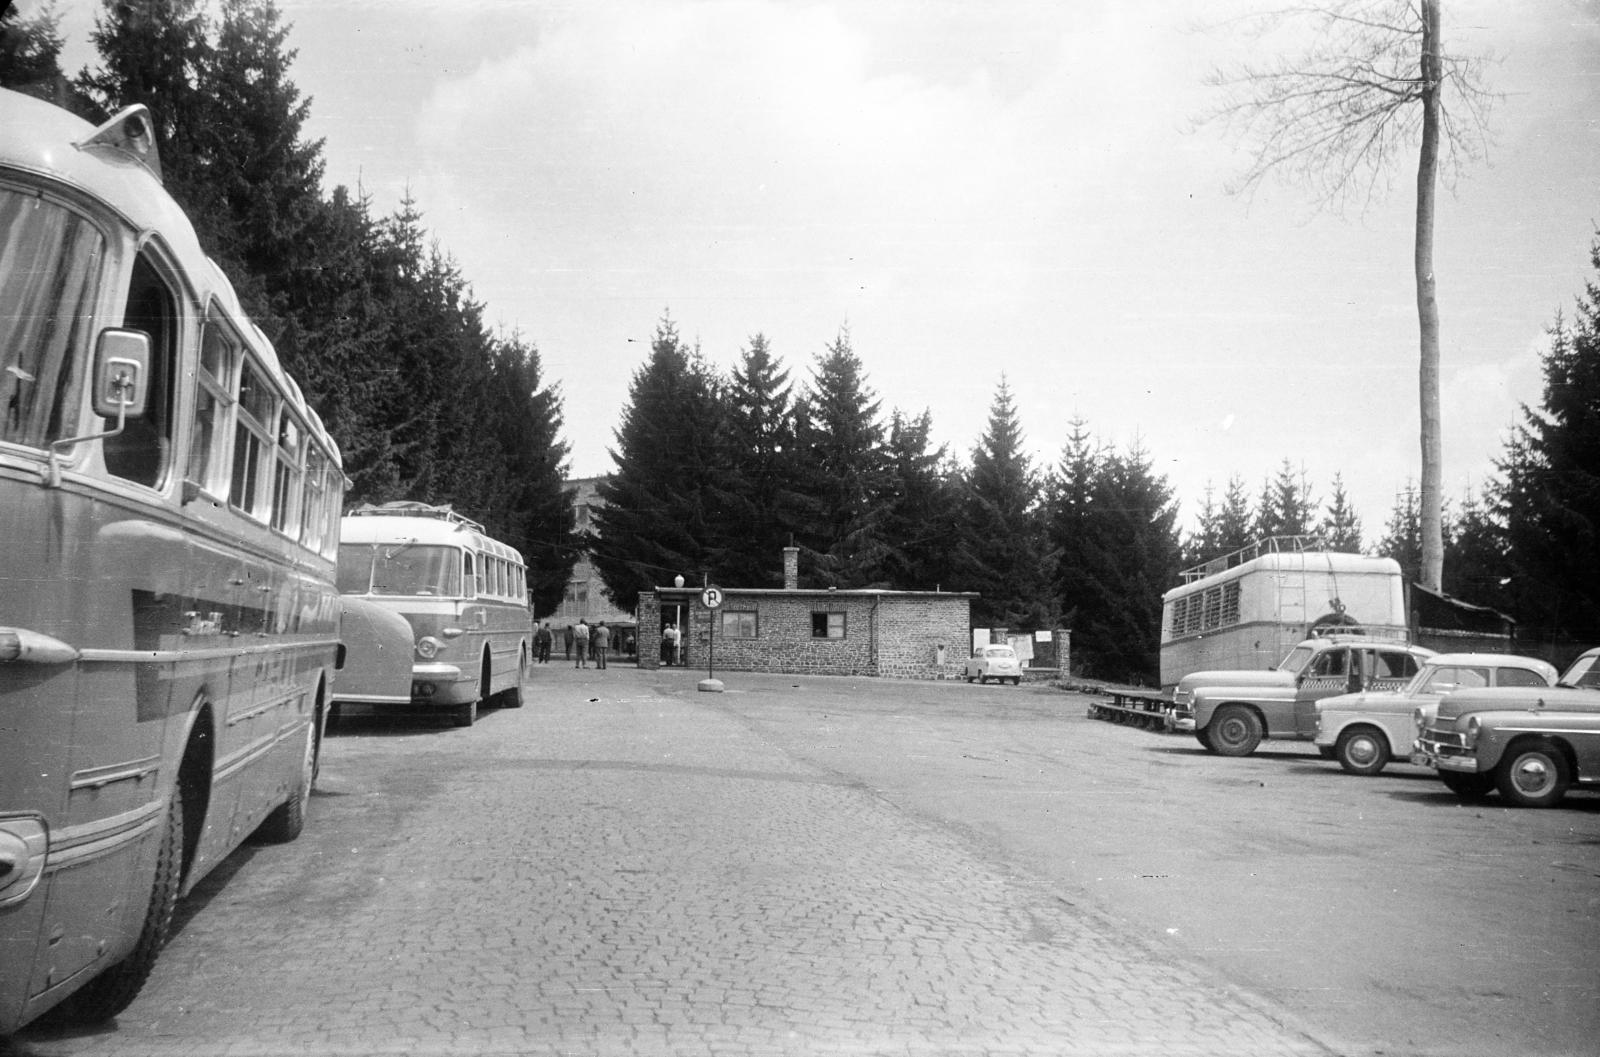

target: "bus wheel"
[1208,705,1263,757]
[257,717,316,843]
[455,698,477,728]
[55,785,184,1023]
[502,647,528,708]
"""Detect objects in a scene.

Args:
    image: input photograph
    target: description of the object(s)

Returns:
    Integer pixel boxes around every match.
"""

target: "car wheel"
[1495,740,1570,808]
[1012,677,1021,686]
[1195,729,1217,754]
[1335,726,1390,776]
[1439,770,1494,801]
[965,675,975,683]
[978,675,988,685]
[1208,705,1263,757]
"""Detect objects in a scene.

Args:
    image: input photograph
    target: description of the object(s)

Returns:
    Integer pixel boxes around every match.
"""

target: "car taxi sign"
[700,587,724,609]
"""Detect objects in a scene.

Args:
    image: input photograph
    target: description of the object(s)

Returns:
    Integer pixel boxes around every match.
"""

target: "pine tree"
[717,334,805,586]
[1497,236,1600,648]
[592,317,727,611]
[1319,473,1365,552]
[1253,459,1315,540]
[1443,487,1509,615]
[1186,482,1222,568]
[1,0,88,108]
[796,328,890,587]
[881,409,959,591]
[956,378,1053,627]
[1377,483,1424,585]
[1216,474,1255,556]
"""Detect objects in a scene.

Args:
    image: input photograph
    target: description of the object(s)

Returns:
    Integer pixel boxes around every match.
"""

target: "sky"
[40,0,1600,540]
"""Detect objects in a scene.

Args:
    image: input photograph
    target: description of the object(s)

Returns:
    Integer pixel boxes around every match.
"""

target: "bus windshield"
[0,188,102,447]
[339,542,462,597]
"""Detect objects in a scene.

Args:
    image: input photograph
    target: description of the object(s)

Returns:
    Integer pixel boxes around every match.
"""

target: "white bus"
[1160,537,1409,688]
[336,502,532,726]
[2,91,344,1032]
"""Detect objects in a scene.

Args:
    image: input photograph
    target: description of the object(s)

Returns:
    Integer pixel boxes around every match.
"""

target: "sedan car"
[965,645,1022,685]
[1313,652,1558,775]
[1413,647,1600,806]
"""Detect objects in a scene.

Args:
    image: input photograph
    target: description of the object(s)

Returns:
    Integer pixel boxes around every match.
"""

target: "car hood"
[1433,685,1600,722]
[1178,669,1294,693]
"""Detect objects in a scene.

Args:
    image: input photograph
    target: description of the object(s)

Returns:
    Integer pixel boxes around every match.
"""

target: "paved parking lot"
[8,665,1595,1057]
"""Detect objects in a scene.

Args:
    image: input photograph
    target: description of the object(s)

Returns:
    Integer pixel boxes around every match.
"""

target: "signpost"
[698,586,723,692]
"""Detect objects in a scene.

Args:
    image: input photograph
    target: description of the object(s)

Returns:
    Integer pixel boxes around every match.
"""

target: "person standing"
[563,624,574,660]
[593,621,610,669]
[536,621,552,664]
[573,619,590,668]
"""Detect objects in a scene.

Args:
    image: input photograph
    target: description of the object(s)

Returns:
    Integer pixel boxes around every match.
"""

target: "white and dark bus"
[336,502,532,727]
[1,91,344,1031]
[1160,537,1410,689]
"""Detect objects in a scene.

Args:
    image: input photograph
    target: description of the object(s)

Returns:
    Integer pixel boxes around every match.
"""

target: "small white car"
[1313,652,1558,775]
[965,645,1022,685]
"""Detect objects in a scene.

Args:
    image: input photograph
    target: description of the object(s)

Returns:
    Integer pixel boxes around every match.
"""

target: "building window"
[811,611,846,639]
[722,611,757,638]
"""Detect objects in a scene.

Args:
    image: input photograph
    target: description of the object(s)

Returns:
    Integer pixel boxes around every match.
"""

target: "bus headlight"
[416,636,442,660]
[0,816,48,908]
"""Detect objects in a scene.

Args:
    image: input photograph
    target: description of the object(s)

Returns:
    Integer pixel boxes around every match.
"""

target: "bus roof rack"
[348,501,484,534]
[1178,534,1353,583]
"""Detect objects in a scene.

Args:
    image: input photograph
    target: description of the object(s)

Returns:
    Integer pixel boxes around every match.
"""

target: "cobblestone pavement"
[9,668,1335,1057]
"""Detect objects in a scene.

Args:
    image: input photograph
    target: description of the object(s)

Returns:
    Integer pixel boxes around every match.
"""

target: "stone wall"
[635,588,972,680]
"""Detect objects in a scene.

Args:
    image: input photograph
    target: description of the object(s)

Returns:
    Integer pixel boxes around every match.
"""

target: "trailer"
[1086,689,1173,731]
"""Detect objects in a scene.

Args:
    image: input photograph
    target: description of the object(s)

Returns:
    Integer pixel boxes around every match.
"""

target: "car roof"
[1424,652,1555,670]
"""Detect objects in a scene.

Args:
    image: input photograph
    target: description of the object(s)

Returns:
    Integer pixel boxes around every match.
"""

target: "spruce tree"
[1498,237,1600,648]
[1216,474,1255,556]
[796,328,890,587]
[1377,483,1424,585]
[1443,488,1509,615]
[592,317,727,611]
[717,334,804,586]
[957,378,1053,627]
[1319,473,1365,552]
[881,409,959,591]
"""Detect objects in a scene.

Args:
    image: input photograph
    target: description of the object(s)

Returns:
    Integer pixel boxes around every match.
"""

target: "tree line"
[7,2,1594,680]
[1,0,583,613]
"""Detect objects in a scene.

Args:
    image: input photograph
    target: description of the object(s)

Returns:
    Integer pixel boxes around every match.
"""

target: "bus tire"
[502,646,528,708]
[257,716,317,844]
[55,785,184,1023]
[1208,705,1263,757]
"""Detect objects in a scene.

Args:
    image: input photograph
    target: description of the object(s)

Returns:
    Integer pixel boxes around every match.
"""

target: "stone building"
[636,547,975,680]
[545,475,633,629]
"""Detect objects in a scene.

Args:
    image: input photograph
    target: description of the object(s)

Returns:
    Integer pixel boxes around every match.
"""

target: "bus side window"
[104,254,176,486]
[187,318,237,497]
[462,552,477,599]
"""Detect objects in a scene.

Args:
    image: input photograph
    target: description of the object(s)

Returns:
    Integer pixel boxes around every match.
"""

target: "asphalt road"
[7,665,1596,1057]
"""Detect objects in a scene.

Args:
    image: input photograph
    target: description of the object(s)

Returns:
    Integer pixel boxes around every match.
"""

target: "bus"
[1160,536,1409,688]
[1,91,345,1032]
[335,502,532,726]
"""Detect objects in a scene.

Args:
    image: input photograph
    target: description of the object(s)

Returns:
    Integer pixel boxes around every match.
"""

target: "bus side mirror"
[91,329,150,419]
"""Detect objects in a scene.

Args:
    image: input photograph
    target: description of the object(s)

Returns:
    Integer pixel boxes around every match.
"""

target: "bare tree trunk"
[1415,0,1444,591]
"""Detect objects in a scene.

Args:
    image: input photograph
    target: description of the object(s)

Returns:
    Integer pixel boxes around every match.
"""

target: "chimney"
[782,546,799,590]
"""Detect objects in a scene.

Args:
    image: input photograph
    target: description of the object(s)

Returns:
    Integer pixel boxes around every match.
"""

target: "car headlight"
[1413,708,1429,732]
[1463,715,1481,748]
[416,636,442,660]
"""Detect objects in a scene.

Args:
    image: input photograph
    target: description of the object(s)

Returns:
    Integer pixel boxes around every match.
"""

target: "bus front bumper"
[411,664,477,705]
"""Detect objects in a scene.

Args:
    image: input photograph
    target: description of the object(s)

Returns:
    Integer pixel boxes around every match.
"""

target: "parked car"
[1411,647,1600,807]
[1168,634,1435,757]
[1312,653,1558,775]
[965,645,1022,685]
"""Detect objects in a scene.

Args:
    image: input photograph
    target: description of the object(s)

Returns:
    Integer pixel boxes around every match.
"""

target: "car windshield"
[1408,664,1489,696]
[1277,645,1315,675]
[984,647,1015,658]
[1559,652,1600,688]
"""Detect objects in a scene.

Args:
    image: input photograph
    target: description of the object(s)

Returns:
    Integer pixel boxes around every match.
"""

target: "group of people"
[534,620,633,669]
